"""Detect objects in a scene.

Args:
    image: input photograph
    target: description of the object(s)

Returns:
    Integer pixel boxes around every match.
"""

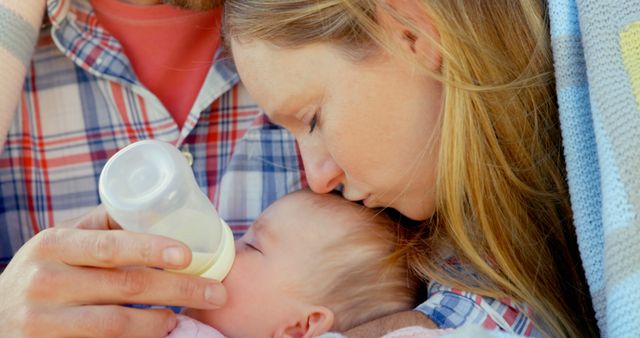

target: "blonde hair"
[292,192,420,331]
[224,1,598,337]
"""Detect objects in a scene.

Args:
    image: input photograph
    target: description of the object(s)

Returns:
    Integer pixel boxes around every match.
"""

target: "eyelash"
[245,242,261,252]
[308,111,319,134]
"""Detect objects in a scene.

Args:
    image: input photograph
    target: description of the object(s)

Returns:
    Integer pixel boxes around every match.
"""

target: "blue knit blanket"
[549,0,640,337]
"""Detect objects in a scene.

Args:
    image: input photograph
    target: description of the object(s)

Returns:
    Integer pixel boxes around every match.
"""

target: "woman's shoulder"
[415,281,543,337]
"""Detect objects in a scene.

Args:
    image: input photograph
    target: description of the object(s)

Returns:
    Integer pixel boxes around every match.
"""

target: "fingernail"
[162,246,185,266]
[204,283,226,306]
[167,314,177,333]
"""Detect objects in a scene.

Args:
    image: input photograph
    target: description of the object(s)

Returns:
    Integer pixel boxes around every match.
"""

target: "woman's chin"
[396,203,434,221]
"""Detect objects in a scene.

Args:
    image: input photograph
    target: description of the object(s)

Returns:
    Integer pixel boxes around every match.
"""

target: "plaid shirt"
[0,0,305,263]
[419,281,543,336]
[0,0,540,335]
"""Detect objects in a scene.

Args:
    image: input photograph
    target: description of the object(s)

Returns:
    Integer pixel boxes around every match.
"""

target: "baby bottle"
[98,140,235,281]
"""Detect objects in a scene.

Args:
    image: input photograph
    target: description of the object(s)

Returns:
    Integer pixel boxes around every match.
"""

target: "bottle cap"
[167,218,235,280]
[199,219,235,280]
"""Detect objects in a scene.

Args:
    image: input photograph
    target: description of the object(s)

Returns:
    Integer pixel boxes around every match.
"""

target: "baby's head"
[185,190,419,337]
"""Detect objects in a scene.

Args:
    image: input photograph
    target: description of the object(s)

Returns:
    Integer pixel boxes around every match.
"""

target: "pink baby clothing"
[166,314,226,338]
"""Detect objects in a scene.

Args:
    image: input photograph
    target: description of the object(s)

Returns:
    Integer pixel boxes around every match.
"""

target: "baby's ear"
[273,306,334,338]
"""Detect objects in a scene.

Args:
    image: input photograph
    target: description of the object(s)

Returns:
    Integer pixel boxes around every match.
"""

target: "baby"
[166,190,421,338]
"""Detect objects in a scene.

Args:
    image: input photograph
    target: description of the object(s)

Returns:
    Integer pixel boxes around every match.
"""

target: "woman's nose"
[299,142,343,194]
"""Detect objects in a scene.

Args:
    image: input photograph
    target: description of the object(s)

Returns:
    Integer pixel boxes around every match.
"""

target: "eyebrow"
[251,219,276,246]
[268,103,304,126]
[266,96,315,126]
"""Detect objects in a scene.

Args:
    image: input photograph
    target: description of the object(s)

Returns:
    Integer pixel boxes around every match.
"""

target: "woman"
[223,0,598,336]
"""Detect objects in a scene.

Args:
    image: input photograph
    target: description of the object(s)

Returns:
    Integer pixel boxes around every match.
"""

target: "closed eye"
[309,113,318,134]
[245,242,262,254]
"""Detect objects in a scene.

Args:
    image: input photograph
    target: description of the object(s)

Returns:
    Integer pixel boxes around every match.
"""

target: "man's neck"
[91,0,222,127]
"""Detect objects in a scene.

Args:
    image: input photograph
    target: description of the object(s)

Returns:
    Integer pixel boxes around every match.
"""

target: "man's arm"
[0,0,46,150]
[344,310,437,338]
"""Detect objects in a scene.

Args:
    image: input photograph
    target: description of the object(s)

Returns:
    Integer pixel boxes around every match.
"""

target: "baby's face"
[185,192,357,338]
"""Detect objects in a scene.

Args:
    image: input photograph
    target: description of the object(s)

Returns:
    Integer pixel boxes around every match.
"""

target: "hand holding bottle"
[0,206,227,338]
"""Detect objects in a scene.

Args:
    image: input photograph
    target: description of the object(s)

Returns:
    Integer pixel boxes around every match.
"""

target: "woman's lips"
[343,191,382,208]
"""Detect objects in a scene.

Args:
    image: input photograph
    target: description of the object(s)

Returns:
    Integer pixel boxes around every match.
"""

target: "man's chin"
[163,0,223,10]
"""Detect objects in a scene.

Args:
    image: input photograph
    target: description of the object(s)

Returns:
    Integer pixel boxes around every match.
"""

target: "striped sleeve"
[0,0,46,151]
[415,281,542,337]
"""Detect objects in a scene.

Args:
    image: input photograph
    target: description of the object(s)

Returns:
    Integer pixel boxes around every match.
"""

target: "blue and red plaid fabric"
[417,281,542,336]
[0,0,306,264]
[0,0,540,334]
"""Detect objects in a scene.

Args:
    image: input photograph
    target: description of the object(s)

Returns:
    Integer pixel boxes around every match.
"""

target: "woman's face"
[231,39,443,220]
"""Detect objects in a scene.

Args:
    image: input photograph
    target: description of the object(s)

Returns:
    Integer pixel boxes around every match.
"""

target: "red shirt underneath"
[92,0,222,128]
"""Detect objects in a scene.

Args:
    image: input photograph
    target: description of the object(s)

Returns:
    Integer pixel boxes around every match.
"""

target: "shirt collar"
[45,0,240,140]
[47,0,71,28]
[45,0,237,83]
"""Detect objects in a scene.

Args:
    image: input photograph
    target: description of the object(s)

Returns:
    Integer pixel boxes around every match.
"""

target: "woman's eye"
[309,114,318,134]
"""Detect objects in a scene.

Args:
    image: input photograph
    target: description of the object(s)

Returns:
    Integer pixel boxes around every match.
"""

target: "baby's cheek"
[182,268,246,327]
[184,298,241,332]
